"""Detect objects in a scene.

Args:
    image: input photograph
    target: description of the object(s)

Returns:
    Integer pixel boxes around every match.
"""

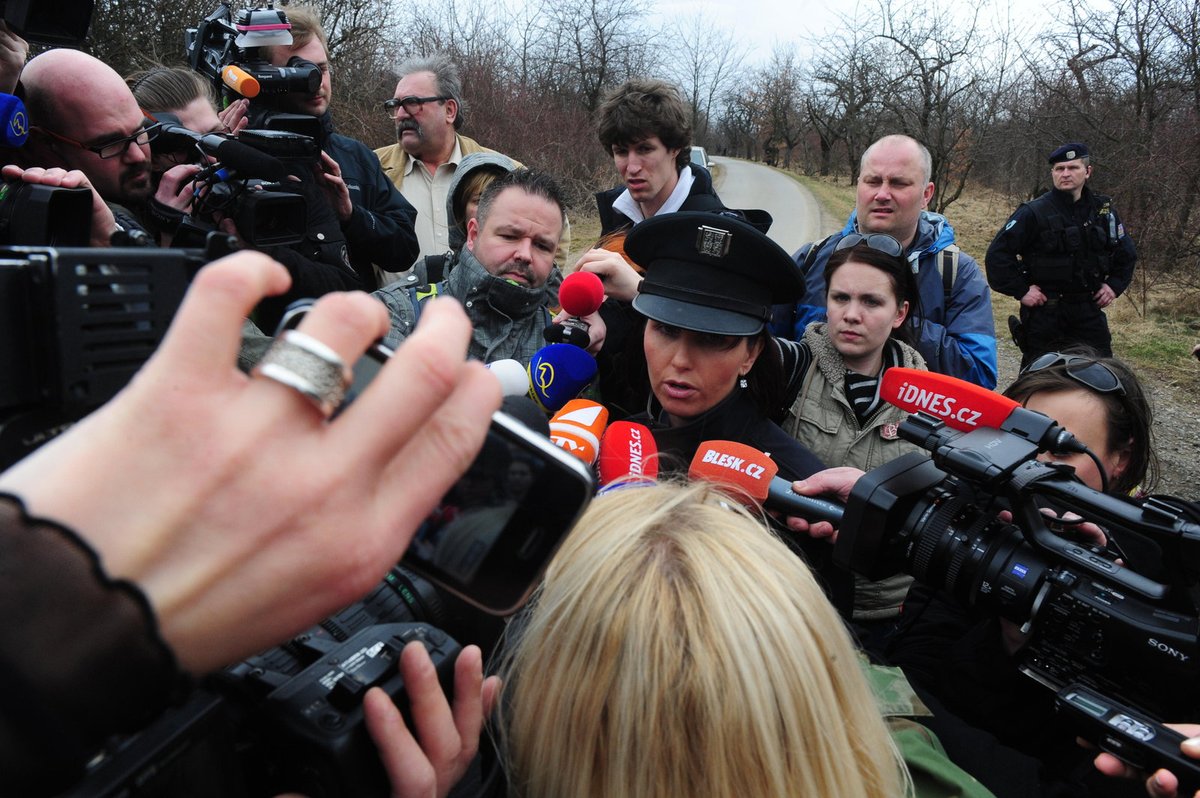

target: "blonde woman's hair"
[496,482,907,798]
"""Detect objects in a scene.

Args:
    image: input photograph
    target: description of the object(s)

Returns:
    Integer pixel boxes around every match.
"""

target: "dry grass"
[785,172,1200,392]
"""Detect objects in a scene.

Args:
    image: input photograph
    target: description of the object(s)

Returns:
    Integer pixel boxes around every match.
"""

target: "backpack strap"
[938,245,960,305]
[409,280,444,325]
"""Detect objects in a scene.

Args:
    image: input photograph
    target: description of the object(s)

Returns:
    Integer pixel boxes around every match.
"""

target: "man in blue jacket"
[773,134,998,389]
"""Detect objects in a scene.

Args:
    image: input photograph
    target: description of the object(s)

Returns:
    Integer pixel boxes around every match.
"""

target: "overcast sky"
[648,0,1040,66]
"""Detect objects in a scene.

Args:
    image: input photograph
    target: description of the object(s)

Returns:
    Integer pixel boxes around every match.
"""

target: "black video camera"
[3,0,93,46]
[155,115,319,248]
[0,240,235,470]
[185,2,320,104]
[64,564,476,798]
[834,412,1200,720]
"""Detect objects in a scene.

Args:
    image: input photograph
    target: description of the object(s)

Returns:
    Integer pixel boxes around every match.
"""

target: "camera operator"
[787,353,1183,796]
[0,249,500,794]
[9,49,197,247]
[253,5,420,290]
[128,64,367,332]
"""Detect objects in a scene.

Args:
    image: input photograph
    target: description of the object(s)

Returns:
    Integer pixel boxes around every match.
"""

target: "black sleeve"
[1105,205,1138,296]
[335,140,420,273]
[985,204,1038,299]
[0,494,187,796]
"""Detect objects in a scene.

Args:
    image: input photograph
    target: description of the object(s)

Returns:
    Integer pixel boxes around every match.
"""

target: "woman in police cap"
[620,211,824,486]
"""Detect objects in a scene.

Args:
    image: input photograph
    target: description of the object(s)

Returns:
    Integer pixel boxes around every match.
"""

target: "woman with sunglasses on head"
[794,349,1166,796]
[779,232,929,628]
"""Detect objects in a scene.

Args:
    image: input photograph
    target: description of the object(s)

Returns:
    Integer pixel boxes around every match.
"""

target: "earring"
[738,374,748,389]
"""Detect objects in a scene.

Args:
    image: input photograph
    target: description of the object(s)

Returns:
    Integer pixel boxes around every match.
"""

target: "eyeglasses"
[1022,352,1127,396]
[834,232,904,258]
[382,95,450,117]
[33,120,162,159]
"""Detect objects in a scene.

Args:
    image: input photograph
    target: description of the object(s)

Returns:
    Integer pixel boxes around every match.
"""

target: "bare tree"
[665,12,747,145]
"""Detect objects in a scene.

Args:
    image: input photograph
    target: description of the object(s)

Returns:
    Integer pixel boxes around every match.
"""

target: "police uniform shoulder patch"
[1004,219,1016,232]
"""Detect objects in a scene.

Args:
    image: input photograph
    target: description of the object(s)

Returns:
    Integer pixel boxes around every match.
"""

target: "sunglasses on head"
[834,232,904,258]
[1022,352,1126,396]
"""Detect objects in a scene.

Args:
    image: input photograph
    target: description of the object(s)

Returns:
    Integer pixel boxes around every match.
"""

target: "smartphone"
[1056,683,1200,794]
[274,301,595,615]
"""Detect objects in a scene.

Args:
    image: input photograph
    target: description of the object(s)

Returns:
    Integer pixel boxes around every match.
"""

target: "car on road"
[690,146,710,170]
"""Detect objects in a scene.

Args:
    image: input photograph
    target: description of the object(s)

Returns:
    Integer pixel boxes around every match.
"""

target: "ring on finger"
[253,329,353,418]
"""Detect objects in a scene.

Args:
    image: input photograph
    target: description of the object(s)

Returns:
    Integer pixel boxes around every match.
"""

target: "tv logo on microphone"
[626,427,648,476]
[894,380,984,427]
[699,447,767,479]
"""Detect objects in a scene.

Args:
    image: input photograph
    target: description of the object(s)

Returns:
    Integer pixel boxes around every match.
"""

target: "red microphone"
[687,441,845,524]
[596,421,659,488]
[545,271,605,348]
[881,367,1087,454]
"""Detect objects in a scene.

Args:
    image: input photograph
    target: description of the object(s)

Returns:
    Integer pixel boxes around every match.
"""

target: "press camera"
[185,2,320,103]
[835,412,1200,720]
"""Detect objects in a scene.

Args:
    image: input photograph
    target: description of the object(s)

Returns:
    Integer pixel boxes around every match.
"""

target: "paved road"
[709,156,832,256]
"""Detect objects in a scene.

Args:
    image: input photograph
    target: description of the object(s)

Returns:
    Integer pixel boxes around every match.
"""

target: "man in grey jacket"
[375,169,593,365]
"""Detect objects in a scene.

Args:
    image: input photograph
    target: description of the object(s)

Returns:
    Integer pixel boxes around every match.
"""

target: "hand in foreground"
[364,642,500,798]
[786,467,865,542]
[551,306,607,356]
[0,251,500,673]
[1094,725,1200,797]
[1094,282,1116,308]
[1,164,117,247]
[571,248,641,302]
[0,21,27,94]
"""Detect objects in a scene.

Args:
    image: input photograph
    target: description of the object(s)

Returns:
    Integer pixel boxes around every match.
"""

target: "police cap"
[1048,142,1089,164]
[627,211,805,337]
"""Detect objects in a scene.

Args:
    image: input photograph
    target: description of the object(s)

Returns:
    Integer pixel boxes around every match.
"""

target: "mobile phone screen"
[274,303,595,615]
[402,411,594,615]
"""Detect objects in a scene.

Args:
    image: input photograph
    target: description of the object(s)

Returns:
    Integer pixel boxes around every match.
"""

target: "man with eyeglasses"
[374,54,518,278]
[772,134,998,390]
[253,5,419,291]
[985,142,1137,369]
[11,48,194,246]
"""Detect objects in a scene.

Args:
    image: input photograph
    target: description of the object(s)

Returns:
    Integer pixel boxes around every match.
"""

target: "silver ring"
[253,330,352,418]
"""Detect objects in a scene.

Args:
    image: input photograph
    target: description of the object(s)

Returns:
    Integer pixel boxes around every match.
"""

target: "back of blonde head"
[497,482,905,798]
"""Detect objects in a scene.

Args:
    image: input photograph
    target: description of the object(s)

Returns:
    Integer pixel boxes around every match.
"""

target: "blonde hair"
[496,482,907,798]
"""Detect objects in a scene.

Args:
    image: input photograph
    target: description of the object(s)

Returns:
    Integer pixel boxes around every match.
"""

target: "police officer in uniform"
[986,142,1136,368]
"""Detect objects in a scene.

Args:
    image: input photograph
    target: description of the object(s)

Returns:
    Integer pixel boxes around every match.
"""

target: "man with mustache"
[257,5,420,291]
[374,169,595,365]
[374,54,518,276]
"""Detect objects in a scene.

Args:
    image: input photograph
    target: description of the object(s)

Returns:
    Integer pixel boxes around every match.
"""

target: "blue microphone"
[526,343,597,414]
[0,93,29,147]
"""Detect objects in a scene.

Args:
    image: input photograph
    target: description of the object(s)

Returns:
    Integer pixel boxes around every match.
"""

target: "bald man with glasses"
[10,48,193,246]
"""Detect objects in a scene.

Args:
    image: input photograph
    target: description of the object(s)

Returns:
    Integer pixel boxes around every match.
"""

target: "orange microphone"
[548,399,609,466]
[221,64,261,98]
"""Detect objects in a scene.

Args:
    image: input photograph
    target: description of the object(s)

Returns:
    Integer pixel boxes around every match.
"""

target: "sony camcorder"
[835,411,1200,721]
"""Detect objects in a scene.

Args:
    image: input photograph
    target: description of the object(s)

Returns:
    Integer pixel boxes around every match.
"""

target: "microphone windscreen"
[558,270,605,317]
[501,395,551,437]
[687,440,779,505]
[0,93,28,147]
[597,421,658,487]
[488,359,531,397]
[209,136,289,181]
[222,64,261,98]
[527,344,597,414]
[880,367,1018,432]
[548,399,609,465]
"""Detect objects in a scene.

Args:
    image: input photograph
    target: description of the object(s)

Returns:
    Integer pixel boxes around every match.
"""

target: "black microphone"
[154,113,289,181]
